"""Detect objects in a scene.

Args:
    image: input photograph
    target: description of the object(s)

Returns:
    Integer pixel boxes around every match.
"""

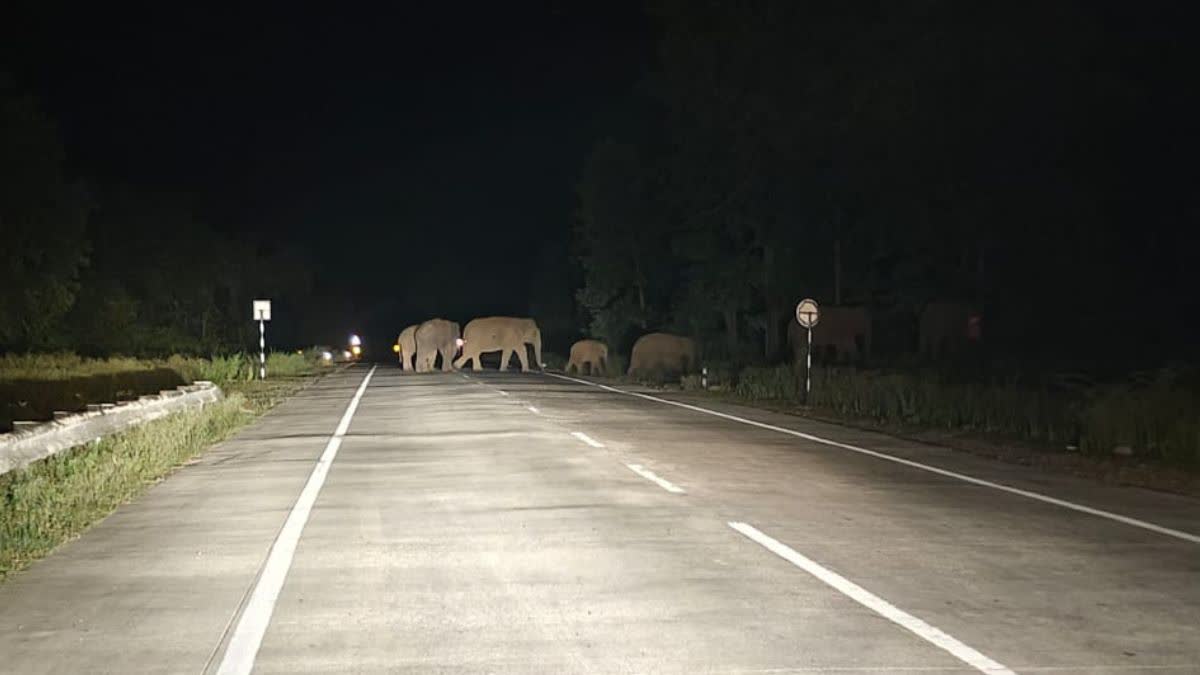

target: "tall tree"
[0,81,90,349]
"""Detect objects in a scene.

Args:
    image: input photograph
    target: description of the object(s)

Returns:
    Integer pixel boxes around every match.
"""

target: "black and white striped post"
[795,298,819,405]
[253,300,272,380]
[258,319,266,379]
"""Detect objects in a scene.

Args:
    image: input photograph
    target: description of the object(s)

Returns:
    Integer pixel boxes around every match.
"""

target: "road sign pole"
[251,299,272,381]
[805,327,812,404]
[794,298,819,406]
[259,318,266,380]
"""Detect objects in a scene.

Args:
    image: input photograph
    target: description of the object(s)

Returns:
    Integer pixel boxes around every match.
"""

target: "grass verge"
[0,372,321,581]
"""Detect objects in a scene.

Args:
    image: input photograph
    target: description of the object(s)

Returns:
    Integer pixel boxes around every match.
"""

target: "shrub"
[1081,381,1200,467]
[194,354,255,385]
[735,365,798,400]
[541,351,567,371]
[265,351,316,377]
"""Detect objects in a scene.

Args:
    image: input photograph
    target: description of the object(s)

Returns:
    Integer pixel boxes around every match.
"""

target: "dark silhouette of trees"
[0,84,314,356]
[0,78,90,349]
[574,1,1200,370]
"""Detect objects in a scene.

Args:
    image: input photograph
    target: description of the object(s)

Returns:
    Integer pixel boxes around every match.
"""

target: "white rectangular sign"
[253,299,272,321]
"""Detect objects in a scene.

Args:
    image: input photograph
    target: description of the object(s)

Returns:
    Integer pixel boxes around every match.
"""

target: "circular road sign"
[795,298,820,329]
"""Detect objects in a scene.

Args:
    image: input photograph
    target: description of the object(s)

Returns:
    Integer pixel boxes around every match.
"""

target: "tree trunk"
[723,308,738,354]
[834,238,842,305]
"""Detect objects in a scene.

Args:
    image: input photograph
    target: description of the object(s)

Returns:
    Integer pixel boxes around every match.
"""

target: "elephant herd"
[395,317,698,378]
[397,316,544,373]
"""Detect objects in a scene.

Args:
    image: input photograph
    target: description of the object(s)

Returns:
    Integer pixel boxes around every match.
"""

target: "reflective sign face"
[795,298,820,328]
[252,299,272,321]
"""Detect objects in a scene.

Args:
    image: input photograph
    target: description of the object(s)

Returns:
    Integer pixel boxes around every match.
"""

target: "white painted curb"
[0,382,223,477]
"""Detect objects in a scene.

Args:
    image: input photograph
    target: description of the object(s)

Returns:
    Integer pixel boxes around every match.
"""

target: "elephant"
[788,306,871,364]
[627,333,696,376]
[452,317,543,372]
[566,339,608,376]
[396,324,419,371]
[414,318,461,372]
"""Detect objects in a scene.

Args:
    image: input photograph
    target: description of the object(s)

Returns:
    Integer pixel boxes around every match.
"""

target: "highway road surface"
[1,365,1198,674]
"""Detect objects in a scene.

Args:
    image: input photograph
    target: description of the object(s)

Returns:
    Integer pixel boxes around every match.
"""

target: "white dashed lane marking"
[626,463,686,494]
[570,431,605,448]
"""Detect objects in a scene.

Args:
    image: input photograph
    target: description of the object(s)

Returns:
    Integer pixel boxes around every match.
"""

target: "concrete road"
[1,365,1198,674]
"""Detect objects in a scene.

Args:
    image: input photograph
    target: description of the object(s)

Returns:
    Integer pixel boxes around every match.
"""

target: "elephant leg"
[516,346,530,372]
[566,358,576,374]
[498,349,511,371]
[441,347,454,371]
[401,351,411,372]
[597,357,606,376]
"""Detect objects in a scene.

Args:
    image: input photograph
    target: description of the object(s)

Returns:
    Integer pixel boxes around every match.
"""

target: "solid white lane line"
[526,406,540,414]
[729,522,1015,675]
[216,366,377,675]
[571,431,605,448]
[626,463,686,494]
[548,373,1200,545]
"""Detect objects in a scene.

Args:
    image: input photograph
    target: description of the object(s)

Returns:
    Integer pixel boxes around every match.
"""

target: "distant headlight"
[343,350,352,359]
[349,334,362,347]
[322,351,333,361]
[392,344,401,353]
[455,338,464,348]
[351,345,362,356]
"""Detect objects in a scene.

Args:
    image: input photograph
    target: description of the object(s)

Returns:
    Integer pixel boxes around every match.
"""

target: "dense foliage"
[0,80,313,357]
[571,2,1199,373]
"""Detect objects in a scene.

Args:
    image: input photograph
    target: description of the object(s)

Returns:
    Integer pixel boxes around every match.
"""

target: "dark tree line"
[0,79,312,356]
[569,1,1200,372]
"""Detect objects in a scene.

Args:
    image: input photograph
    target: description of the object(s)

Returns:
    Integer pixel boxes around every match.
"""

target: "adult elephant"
[415,318,461,372]
[396,324,419,371]
[453,317,543,372]
[788,306,871,364]
[628,333,696,376]
[566,339,608,376]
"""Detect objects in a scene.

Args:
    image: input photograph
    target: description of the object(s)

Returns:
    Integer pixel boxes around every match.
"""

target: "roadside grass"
[726,363,1200,473]
[1,351,323,432]
[0,395,248,579]
[0,367,325,581]
[0,353,165,381]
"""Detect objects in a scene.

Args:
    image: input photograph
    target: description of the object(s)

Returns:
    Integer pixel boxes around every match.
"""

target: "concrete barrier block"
[0,382,224,477]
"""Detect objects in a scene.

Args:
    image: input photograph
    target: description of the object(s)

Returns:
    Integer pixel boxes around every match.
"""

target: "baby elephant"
[628,332,696,376]
[566,339,609,376]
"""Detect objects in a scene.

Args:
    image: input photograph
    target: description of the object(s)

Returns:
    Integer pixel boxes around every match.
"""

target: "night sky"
[4,2,654,346]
